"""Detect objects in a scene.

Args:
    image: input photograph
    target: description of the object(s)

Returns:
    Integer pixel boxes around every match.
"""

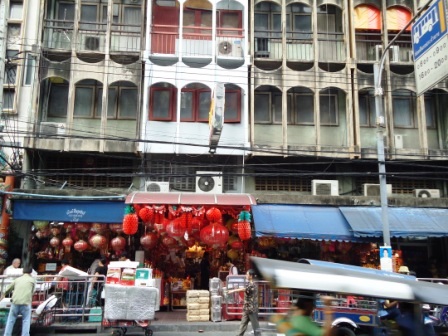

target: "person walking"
[229,269,260,336]
[1,265,36,336]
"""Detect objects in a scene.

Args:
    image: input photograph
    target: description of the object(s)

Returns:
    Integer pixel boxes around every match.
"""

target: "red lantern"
[166,218,186,239]
[154,218,169,235]
[89,234,107,249]
[111,236,126,252]
[62,236,73,252]
[238,220,251,241]
[187,217,204,237]
[139,206,155,223]
[74,239,88,252]
[123,214,138,235]
[50,227,61,236]
[200,222,229,248]
[140,233,158,250]
[206,207,222,222]
[109,224,123,233]
[50,237,60,248]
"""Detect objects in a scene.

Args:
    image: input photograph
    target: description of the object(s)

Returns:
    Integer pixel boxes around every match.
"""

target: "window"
[9,1,23,20]
[57,2,75,27]
[393,90,416,128]
[184,8,212,36]
[295,94,314,124]
[255,91,313,124]
[5,50,19,85]
[424,96,436,129]
[80,4,99,30]
[48,84,69,117]
[359,90,376,127]
[287,4,312,40]
[74,81,137,119]
[150,85,241,122]
[23,53,35,86]
[3,89,15,110]
[218,11,242,36]
[319,93,338,125]
[150,86,176,121]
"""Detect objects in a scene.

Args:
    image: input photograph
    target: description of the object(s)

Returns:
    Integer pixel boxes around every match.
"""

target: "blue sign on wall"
[412,0,447,60]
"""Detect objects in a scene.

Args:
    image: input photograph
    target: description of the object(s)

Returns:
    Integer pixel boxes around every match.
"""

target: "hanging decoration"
[50,226,61,236]
[200,222,229,248]
[91,223,107,234]
[206,207,222,222]
[76,223,91,233]
[153,205,166,224]
[50,237,60,248]
[237,220,251,241]
[166,218,187,239]
[109,224,123,233]
[230,239,243,250]
[187,217,204,239]
[139,206,155,223]
[227,248,239,261]
[154,218,169,235]
[89,234,107,249]
[111,236,126,252]
[74,239,88,252]
[140,233,158,250]
[162,235,177,248]
[123,205,139,235]
[62,236,74,252]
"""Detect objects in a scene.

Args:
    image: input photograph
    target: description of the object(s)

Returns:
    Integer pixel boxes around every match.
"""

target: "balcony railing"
[317,32,345,61]
[43,19,74,50]
[355,31,413,62]
[111,22,142,53]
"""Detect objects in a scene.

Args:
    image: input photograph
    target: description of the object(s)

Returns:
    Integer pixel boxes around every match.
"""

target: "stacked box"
[210,295,222,322]
[186,290,209,322]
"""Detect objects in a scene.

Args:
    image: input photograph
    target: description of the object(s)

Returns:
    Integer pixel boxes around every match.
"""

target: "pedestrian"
[200,251,210,290]
[3,258,21,275]
[228,269,260,336]
[93,258,107,306]
[1,265,36,336]
[54,259,70,308]
[270,292,334,336]
[227,259,238,275]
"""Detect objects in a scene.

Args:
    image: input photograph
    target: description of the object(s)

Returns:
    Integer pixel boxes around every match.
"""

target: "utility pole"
[374,0,435,254]
[0,0,8,113]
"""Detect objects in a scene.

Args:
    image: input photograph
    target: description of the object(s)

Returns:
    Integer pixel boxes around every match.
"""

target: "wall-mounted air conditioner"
[80,34,104,51]
[394,134,404,149]
[196,171,223,194]
[217,38,243,58]
[145,181,170,192]
[311,180,339,196]
[363,183,392,196]
[413,189,441,198]
[39,122,66,136]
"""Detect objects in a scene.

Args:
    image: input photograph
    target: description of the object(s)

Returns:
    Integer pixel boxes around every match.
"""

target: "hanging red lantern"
[63,223,74,231]
[187,217,204,238]
[238,220,251,241]
[50,237,60,248]
[154,218,169,235]
[206,207,222,222]
[161,236,176,247]
[109,224,123,233]
[111,236,126,252]
[140,233,158,250]
[139,206,155,223]
[123,214,139,235]
[166,218,186,239]
[89,234,107,249]
[74,239,88,252]
[200,222,229,248]
[50,227,61,236]
[62,236,74,252]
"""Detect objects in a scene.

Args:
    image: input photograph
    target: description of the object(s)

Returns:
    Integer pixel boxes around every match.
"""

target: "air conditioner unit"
[145,181,170,192]
[82,35,101,51]
[394,134,404,149]
[196,171,223,194]
[413,188,441,198]
[390,45,400,62]
[363,183,392,196]
[217,38,242,58]
[311,180,339,196]
[39,122,66,136]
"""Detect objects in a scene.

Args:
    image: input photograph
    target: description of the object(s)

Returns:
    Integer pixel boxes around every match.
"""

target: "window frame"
[319,93,339,126]
[149,86,176,121]
[224,89,241,123]
[74,85,95,118]
[359,91,376,127]
[392,93,416,129]
[218,10,243,37]
[424,96,436,129]
[294,92,314,125]
[254,92,272,124]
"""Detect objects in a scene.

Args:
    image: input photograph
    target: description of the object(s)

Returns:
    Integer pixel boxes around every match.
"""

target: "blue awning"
[339,207,448,238]
[252,204,359,241]
[13,200,125,223]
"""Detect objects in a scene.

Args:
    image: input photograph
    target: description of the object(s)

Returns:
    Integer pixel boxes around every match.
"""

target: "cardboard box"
[59,266,89,279]
[120,268,136,286]
[106,267,122,284]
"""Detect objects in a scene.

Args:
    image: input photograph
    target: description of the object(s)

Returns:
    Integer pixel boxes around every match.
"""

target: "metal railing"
[0,274,105,326]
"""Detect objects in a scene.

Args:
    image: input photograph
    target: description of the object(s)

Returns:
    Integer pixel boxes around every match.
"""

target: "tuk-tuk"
[250,256,448,336]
